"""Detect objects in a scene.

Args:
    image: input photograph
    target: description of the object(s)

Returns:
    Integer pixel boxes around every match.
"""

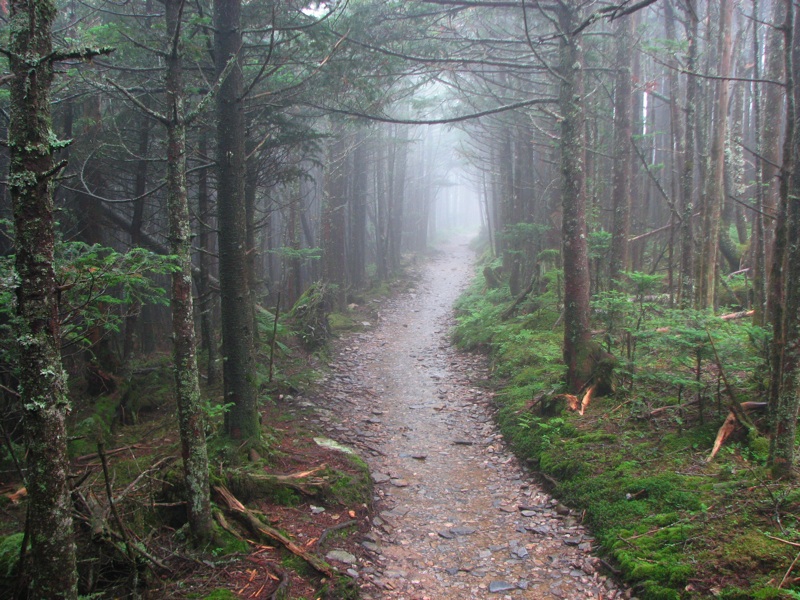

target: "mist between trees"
[2,0,800,596]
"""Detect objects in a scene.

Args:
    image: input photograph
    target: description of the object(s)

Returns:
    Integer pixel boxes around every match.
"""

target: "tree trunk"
[698,0,733,308]
[197,133,220,387]
[751,0,768,324]
[350,130,368,289]
[679,0,699,308]
[9,0,78,594]
[123,109,151,360]
[769,0,797,478]
[557,1,593,393]
[762,0,787,314]
[389,128,408,272]
[609,16,634,286]
[322,132,348,309]
[165,0,213,541]
[215,0,260,440]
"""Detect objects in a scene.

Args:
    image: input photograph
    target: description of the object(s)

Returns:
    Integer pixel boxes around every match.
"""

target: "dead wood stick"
[75,443,147,463]
[213,485,334,578]
[268,565,290,600]
[706,330,757,432]
[501,275,536,321]
[107,528,173,574]
[114,455,176,505]
[766,534,800,548]
[315,519,357,554]
[780,549,800,588]
[98,443,134,563]
[648,399,701,417]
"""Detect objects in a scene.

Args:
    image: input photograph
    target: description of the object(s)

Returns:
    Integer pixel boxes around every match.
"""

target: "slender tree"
[609,16,634,285]
[698,0,733,308]
[557,0,593,392]
[164,0,212,540]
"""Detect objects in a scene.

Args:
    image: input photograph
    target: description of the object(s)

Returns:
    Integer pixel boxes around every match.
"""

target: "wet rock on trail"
[296,239,628,599]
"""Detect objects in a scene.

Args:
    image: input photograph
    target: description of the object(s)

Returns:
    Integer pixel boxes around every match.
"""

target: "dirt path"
[306,238,627,599]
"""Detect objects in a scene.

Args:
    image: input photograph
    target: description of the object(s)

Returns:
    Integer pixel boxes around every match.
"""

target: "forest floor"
[157,235,629,599]
[3,236,796,599]
[293,236,628,599]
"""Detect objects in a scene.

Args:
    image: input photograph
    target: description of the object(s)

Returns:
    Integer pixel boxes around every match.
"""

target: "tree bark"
[8,0,78,594]
[322,132,348,309]
[165,0,212,541]
[769,0,797,478]
[197,132,220,387]
[762,0,787,315]
[698,0,733,309]
[679,0,699,308]
[609,16,634,286]
[349,130,368,289]
[557,0,593,393]
[215,0,260,440]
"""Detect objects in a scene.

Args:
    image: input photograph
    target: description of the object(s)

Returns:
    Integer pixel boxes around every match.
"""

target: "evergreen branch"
[308,97,559,126]
[47,46,115,63]
[104,79,169,125]
[186,54,240,124]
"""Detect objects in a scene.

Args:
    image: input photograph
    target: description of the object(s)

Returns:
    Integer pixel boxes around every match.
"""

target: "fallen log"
[720,310,755,321]
[213,485,334,578]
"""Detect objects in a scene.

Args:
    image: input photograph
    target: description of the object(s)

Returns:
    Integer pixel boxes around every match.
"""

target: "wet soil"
[301,238,628,599]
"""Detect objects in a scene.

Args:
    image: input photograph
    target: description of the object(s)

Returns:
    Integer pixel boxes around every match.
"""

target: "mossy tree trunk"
[557,0,593,393]
[164,0,213,541]
[215,0,260,440]
[8,0,78,594]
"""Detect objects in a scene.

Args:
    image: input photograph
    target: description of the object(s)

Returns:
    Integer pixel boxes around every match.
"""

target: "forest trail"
[309,237,626,599]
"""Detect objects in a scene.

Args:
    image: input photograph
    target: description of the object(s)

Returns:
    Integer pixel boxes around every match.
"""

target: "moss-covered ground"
[453,255,800,600]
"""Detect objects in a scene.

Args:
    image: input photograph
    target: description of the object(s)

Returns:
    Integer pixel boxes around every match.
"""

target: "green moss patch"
[453,262,800,599]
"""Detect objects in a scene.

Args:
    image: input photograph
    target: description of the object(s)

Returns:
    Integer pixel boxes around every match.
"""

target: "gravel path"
[305,239,628,599]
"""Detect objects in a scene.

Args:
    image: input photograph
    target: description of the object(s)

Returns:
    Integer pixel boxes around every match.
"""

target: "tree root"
[213,485,335,578]
[227,465,330,501]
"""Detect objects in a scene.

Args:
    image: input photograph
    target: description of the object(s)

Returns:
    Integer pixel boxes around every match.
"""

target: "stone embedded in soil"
[488,580,516,593]
[371,472,391,484]
[326,549,357,564]
[512,546,529,559]
[361,541,382,554]
[450,526,477,536]
[390,478,409,487]
[438,530,455,539]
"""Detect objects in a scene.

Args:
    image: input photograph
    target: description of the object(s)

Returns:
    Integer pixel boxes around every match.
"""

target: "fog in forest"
[6,0,800,597]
